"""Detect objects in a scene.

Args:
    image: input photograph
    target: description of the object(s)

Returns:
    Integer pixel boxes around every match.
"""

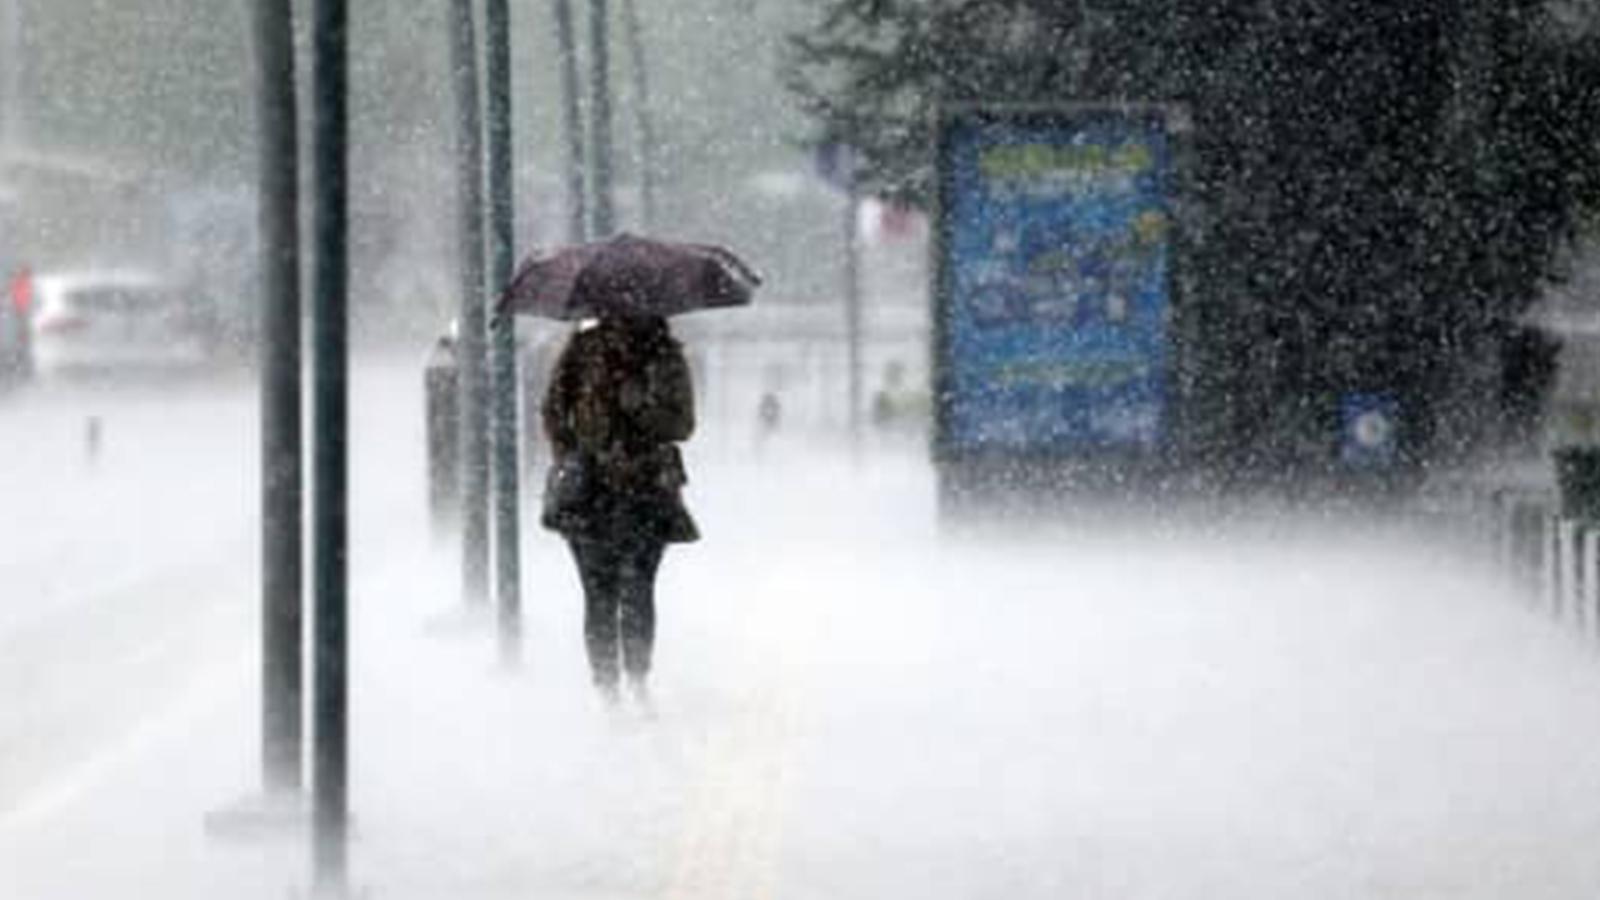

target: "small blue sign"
[1340,393,1399,467]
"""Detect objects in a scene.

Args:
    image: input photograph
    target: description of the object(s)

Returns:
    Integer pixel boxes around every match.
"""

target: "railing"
[1475,477,1600,636]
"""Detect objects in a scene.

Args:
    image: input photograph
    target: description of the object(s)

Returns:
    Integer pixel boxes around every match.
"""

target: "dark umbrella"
[496,232,760,321]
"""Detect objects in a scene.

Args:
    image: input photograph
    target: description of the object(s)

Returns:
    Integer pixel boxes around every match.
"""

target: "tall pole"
[588,0,615,237]
[619,0,656,230]
[484,0,521,662]
[309,0,350,889]
[845,179,863,445]
[252,0,304,798]
[450,0,490,608]
[553,0,587,242]
[0,0,21,151]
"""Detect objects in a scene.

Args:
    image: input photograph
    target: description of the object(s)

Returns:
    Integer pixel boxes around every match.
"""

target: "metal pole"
[0,0,21,150]
[485,0,521,662]
[619,0,656,231]
[309,0,349,889]
[588,0,615,237]
[844,180,863,444]
[253,0,304,798]
[553,0,587,242]
[450,0,490,607]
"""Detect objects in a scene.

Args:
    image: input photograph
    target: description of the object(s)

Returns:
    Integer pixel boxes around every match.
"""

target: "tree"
[787,0,1600,480]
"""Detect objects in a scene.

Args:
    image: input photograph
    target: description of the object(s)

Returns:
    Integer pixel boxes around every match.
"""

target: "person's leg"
[618,540,666,689]
[569,539,623,697]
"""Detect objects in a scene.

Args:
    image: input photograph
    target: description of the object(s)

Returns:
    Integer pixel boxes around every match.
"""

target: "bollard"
[1507,498,1543,598]
[425,335,460,534]
[1556,446,1600,638]
[1558,518,1580,623]
[1542,510,1560,614]
[1580,528,1593,634]
[1495,489,1515,575]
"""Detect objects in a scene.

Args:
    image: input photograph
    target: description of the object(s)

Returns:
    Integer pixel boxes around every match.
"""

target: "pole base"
[204,791,308,841]
[422,602,495,638]
[289,882,372,900]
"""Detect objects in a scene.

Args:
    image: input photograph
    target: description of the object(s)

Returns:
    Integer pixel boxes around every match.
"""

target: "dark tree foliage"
[787,0,1600,480]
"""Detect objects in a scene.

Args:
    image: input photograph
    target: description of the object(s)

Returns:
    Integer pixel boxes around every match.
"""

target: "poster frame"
[931,102,1188,464]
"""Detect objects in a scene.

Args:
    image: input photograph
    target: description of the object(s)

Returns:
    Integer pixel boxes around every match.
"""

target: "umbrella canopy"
[496,233,760,321]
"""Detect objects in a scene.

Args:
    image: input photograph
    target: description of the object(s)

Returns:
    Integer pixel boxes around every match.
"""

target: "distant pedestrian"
[84,415,103,465]
[758,391,782,434]
[541,314,698,706]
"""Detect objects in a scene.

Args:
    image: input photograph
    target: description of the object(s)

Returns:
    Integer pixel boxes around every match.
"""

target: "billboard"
[934,106,1175,456]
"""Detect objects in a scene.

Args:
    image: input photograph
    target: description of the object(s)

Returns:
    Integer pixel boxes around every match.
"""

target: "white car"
[28,270,211,377]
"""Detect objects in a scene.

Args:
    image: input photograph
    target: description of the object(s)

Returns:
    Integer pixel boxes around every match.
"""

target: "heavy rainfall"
[5,1,1600,898]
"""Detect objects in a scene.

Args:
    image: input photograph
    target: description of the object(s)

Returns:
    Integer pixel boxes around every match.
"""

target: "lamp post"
[252,0,304,799]
[484,0,521,662]
[554,0,586,242]
[589,0,615,237]
[450,0,490,608]
[619,0,657,230]
[0,0,21,150]
[845,176,863,447]
[308,0,350,888]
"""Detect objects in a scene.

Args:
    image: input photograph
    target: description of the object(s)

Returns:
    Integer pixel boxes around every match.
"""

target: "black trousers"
[568,537,666,690]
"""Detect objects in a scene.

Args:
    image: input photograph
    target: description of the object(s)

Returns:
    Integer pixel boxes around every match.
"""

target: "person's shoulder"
[551,327,600,373]
[654,327,686,356]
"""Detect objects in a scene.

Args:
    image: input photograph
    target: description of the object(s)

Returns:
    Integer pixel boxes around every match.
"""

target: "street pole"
[619,0,656,231]
[253,0,304,798]
[588,0,615,237]
[484,0,522,663]
[450,0,490,608]
[844,178,863,447]
[309,0,350,890]
[553,0,587,242]
[0,0,21,151]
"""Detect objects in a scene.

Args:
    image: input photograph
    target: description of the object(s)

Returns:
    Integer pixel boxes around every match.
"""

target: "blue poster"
[937,108,1173,453]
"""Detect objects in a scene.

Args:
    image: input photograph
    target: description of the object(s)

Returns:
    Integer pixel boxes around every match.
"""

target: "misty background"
[2,0,859,343]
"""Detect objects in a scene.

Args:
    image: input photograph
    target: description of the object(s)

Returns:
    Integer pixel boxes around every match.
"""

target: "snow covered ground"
[4,355,1600,898]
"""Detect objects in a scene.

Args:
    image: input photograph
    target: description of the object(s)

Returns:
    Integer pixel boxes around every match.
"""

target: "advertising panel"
[935,106,1174,456]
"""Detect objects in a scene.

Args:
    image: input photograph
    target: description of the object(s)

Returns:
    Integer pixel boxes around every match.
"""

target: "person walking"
[541,313,698,706]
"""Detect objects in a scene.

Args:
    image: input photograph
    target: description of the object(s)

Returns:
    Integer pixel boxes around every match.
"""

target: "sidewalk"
[9,448,1600,898]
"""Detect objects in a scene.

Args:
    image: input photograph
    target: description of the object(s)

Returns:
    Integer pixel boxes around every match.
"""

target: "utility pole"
[589,0,616,237]
[252,0,304,799]
[0,0,21,150]
[554,0,587,242]
[484,0,521,663]
[450,0,490,608]
[619,0,657,230]
[844,171,863,446]
[309,0,350,890]
[815,139,865,446]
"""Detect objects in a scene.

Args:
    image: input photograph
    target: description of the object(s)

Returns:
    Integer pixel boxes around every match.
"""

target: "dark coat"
[541,317,698,543]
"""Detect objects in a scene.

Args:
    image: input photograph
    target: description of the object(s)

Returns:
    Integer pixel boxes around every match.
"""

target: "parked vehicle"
[28,270,210,378]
